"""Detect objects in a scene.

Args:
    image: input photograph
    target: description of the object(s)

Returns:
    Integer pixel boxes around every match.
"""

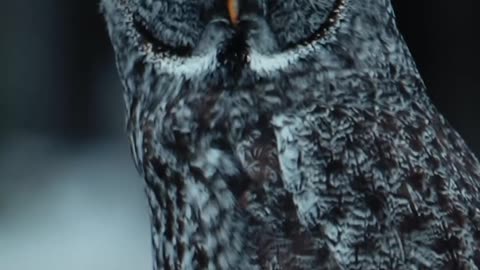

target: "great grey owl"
[101,0,480,269]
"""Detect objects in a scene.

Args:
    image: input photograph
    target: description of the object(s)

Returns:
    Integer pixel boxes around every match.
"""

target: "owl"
[102,0,480,269]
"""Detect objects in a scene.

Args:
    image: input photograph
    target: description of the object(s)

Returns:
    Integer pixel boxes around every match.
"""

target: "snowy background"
[0,1,477,270]
[0,139,150,270]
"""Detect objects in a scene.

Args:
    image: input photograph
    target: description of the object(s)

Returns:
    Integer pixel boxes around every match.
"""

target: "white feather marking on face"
[147,51,218,78]
[249,49,302,76]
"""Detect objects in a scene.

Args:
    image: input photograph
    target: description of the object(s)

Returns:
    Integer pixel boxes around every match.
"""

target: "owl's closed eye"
[112,0,347,60]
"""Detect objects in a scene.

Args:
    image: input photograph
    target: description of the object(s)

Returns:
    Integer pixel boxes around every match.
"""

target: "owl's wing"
[237,86,480,269]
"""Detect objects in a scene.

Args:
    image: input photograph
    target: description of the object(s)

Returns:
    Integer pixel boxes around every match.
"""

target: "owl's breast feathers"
[132,74,480,269]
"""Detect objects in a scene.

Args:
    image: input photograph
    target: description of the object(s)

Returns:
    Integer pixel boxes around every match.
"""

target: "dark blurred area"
[0,1,477,269]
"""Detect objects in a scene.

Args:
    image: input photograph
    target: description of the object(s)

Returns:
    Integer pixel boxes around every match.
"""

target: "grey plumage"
[102,0,480,269]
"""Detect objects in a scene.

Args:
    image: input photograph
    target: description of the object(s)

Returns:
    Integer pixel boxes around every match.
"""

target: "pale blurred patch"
[0,136,151,270]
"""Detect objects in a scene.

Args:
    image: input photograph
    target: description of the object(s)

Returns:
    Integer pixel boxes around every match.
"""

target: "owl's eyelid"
[286,0,348,50]
[132,15,192,57]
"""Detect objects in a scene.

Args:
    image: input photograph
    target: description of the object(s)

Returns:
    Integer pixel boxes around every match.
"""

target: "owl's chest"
[158,91,268,146]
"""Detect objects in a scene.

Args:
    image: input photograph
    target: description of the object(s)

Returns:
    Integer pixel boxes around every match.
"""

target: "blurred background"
[0,1,477,269]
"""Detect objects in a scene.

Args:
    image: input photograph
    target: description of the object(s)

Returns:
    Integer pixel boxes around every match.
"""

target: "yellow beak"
[227,0,240,25]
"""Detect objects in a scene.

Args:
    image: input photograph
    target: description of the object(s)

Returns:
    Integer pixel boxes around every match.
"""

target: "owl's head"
[102,0,409,102]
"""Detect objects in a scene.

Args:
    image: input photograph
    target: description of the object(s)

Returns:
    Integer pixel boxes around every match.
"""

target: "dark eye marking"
[287,0,348,49]
[132,15,192,57]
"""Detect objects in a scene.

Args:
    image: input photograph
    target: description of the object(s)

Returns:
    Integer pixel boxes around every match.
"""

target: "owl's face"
[103,0,350,76]
[103,0,400,80]
[103,0,403,132]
